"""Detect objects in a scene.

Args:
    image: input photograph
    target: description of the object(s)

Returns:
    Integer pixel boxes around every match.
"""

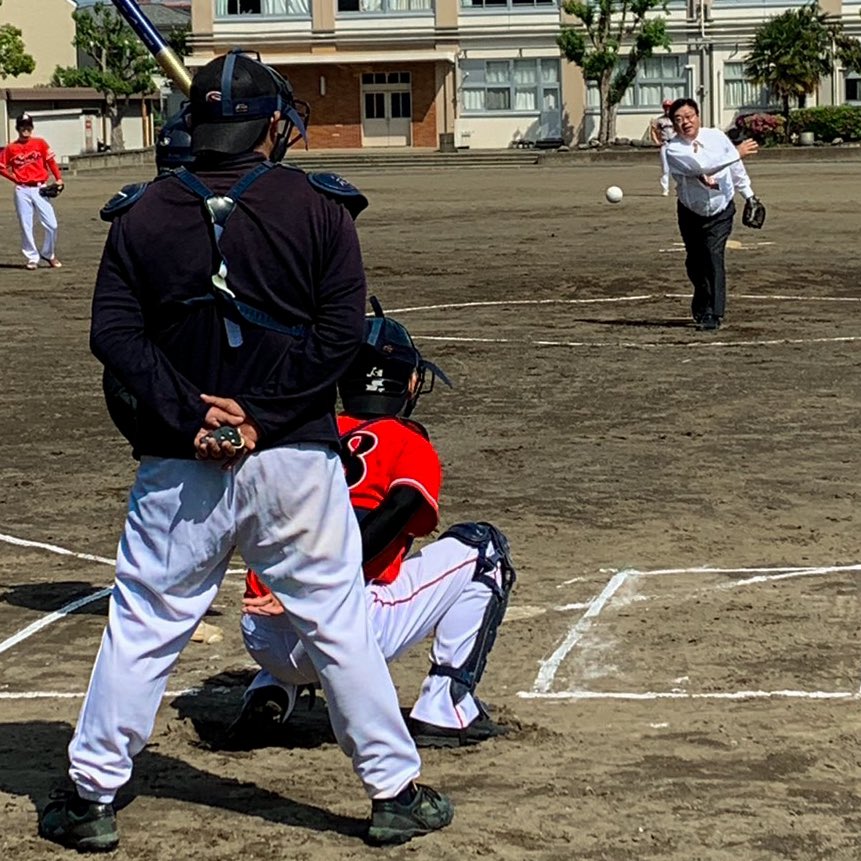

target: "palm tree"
[744,3,836,137]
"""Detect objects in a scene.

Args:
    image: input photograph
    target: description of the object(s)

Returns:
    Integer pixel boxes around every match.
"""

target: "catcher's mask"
[189,48,310,161]
[338,297,452,418]
[156,106,195,173]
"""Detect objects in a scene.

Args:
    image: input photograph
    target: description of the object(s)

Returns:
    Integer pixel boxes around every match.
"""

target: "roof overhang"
[186,48,457,68]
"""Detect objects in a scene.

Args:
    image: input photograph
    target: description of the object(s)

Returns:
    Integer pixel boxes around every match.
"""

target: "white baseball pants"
[14,184,58,264]
[660,145,670,194]
[241,535,504,730]
[68,446,421,803]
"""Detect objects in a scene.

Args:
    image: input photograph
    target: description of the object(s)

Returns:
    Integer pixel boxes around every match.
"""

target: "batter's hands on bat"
[242,592,286,617]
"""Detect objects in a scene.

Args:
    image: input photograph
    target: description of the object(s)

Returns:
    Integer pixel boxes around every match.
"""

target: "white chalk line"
[0,531,246,656]
[0,588,113,656]
[388,293,861,315]
[0,531,115,566]
[527,560,860,698]
[519,689,860,701]
[627,561,861,587]
[0,687,197,701]
[532,569,632,694]
[416,333,861,349]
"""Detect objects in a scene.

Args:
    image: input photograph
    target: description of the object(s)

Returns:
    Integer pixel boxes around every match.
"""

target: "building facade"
[185,0,861,149]
[0,0,77,88]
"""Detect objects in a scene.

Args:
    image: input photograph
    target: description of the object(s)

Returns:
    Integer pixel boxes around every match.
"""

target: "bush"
[788,105,861,142]
[733,112,785,145]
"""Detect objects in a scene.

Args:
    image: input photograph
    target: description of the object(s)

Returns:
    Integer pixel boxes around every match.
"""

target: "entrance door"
[361,72,412,147]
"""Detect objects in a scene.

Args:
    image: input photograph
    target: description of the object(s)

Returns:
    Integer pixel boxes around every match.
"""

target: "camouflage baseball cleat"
[38,789,119,853]
[366,783,454,846]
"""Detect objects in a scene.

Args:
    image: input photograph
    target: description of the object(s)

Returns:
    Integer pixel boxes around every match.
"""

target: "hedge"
[788,105,861,142]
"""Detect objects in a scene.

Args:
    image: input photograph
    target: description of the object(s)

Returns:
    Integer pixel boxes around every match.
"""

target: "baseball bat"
[110,0,192,96]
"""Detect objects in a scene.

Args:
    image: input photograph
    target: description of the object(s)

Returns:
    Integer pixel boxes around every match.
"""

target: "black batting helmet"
[338,297,452,418]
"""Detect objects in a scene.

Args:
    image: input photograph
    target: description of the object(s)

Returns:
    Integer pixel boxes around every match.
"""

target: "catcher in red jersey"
[228,298,516,749]
[0,113,63,269]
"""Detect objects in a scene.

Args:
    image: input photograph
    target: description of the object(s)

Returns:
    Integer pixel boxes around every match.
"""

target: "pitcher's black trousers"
[677,199,735,321]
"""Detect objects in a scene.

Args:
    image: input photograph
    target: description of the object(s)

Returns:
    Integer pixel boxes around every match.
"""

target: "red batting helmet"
[662,99,673,109]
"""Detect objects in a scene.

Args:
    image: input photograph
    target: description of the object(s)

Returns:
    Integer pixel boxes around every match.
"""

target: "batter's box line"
[522,562,861,700]
[519,689,860,701]
[0,530,246,656]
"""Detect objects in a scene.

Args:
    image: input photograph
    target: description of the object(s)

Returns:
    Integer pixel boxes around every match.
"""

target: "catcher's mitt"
[39,183,63,199]
[742,195,766,229]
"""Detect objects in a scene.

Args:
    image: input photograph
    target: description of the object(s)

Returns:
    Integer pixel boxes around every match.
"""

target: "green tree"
[744,3,839,136]
[51,2,159,151]
[558,0,671,145]
[0,0,36,80]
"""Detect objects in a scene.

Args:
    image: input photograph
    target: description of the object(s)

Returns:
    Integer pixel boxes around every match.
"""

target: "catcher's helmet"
[338,297,452,418]
[156,107,195,173]
[189,48,310,162]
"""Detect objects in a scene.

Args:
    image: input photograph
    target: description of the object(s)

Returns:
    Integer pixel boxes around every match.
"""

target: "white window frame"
[215,0,310,17]
[723,61,776,111]
[461,58,560,115]
[462,0,555,7]
[338,0,432,12]
[586,56,686,112]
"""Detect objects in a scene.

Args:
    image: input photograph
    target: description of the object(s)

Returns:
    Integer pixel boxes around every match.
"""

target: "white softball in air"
[605,185,623,204]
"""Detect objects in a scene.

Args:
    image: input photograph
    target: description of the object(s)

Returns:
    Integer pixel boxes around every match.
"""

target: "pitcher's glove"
[39,183,63,198]
[742,195,765,229]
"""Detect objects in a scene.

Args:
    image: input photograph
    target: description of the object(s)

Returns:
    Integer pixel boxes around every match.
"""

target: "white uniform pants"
[14,184,58,264]
[68,446,421,803]
[241,535,504,730]
[659,145,670,194]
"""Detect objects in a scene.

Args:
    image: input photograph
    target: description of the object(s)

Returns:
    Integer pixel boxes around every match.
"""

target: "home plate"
[506,604,547,621]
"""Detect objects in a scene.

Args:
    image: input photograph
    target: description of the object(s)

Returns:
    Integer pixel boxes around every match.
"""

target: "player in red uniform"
[228,298,516,748]
[0,113,63,269]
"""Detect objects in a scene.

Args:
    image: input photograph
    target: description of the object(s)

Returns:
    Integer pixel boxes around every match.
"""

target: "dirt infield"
[1,158,860,860]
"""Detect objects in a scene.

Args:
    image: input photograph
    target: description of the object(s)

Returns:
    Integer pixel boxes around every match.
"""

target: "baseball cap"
[15,112,34,129]
[190,52,287,156]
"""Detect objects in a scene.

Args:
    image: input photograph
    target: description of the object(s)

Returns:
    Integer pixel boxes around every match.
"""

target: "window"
[847,74,861,104]
[586,56,685,110]
[215,0,310,16]
[339,0,432,11]
[362,72,412,85]
[463,0,554,7]
[461,59,560,114]
[724,62,775,110]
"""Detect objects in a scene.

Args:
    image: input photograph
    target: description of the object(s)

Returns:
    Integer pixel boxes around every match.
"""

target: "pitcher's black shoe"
[697,314,720,331]
[38,789,118,853]
[367,783,454,846]
[408,715,509,748]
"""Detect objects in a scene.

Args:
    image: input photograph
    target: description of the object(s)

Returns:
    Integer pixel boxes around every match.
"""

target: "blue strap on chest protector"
[173,163,306,348]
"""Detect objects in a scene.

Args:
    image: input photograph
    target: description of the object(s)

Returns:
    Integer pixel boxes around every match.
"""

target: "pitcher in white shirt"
[664,98,759,331]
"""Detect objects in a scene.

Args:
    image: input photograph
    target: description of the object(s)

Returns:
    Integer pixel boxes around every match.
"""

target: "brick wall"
[282,62,438,149]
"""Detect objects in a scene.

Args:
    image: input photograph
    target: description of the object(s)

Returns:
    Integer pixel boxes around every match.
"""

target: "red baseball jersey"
[245,413,442,599]
[0,138,62,185]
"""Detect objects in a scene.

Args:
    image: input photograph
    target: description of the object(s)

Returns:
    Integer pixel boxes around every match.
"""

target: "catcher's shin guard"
[429,522,516,707]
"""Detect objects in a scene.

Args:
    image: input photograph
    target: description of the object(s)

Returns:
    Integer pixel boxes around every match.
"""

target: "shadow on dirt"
[0,719,366,839]
[169,668,337,752]
[1,581,109,615]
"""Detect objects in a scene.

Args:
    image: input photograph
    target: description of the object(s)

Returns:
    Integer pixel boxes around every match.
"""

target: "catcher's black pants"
[677,200,735,321]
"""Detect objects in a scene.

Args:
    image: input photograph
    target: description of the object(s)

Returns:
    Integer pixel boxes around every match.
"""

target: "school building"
[186,0,861,149]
